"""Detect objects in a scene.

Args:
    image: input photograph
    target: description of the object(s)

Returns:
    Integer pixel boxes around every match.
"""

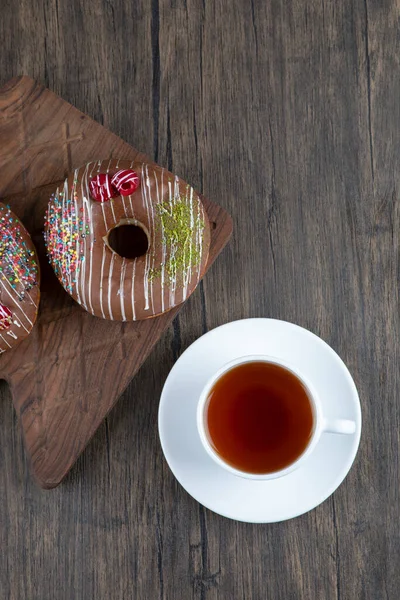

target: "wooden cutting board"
[0,76,232,489]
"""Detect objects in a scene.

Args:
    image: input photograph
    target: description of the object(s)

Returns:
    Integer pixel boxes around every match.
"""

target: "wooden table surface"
[0,1,398,599]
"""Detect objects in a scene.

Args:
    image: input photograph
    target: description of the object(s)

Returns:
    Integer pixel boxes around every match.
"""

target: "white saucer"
[158,319,362,523]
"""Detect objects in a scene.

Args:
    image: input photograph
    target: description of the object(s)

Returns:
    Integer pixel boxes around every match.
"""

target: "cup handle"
[322,418,356,435]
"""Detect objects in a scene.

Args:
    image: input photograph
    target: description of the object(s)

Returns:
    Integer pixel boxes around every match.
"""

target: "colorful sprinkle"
[44,186,86,294]
[0,205,38,301]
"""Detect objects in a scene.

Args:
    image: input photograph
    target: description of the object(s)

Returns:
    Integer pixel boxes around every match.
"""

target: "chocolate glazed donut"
[44,159,211,321]
[0,203,40,353]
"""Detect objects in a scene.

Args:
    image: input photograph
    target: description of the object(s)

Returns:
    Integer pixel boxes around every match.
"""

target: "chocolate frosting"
[45,159,211,321]
[0,203,40,353]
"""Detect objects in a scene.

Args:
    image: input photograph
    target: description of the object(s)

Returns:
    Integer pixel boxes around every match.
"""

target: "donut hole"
[108,224,149,259]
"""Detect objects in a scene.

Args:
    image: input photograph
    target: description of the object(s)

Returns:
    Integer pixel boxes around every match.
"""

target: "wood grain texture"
[0,0,399,599]
[0,76,232,489]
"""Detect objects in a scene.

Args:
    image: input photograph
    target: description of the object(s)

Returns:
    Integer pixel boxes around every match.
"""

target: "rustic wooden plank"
[1,0,399,599]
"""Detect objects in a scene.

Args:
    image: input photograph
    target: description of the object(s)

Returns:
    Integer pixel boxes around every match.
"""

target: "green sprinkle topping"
[149,196,205,283]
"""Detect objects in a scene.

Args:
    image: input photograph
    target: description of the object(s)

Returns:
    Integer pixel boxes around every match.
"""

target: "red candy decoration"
[111,169,140,196]
[89,174,119,203]
[0,304,12,331]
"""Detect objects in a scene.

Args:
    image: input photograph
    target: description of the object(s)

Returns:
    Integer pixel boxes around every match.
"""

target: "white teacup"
[197,355,356,480]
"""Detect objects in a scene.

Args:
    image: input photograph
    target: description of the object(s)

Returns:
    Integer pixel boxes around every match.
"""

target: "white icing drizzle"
[53,186,62,281]
[110,200,117,224]
[128,160,136,216]
[181,183,189,301]
[182,185,194,301]
[61,178,72,294]
[14,316,29,333]
[188,186,195,290]
[145,165,155,314]
[119,258,127,321]
[107,252,115,320]
[82,162,96,315]
[141,164,151,310]
[26,292,37,308]
[196,197,204,284]
[0,279,33,326]
[86,161,97,238]
[99,244,107,319]
[174,176,180,202]
[167,179,177,308]
[155,169,165,313]
[168,181,173,207]
[73,170,82,306]
[87,246,95,315]
[7,330,17,339]
[79,181,88,311]
[96,161,109,232]
[106,159,117,224]
[101,203,108,231]
[131,259,137,320]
